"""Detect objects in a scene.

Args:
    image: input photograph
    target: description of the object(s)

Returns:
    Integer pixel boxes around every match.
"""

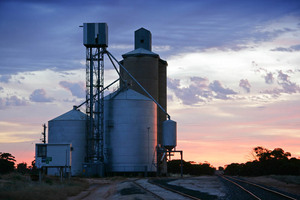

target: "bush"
[168,160,215,175]
[0,159,15,174]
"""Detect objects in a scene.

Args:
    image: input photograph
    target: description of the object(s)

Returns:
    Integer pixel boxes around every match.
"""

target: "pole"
[97,47,100,161]
[180,151,183,178]
[147,127,150,174]
[43,124,46,144]
[89,47,94,161]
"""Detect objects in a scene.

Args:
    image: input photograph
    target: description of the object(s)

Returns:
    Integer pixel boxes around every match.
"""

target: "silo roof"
[122,48,159,58]
[105,88,152,101]
[49,107,87,121]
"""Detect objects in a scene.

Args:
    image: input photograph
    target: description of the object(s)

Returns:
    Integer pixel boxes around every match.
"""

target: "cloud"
[59,81,85,98]
[168,77,208,105]
[271,44,300,52]
[239,79,251,93]
[262,70,300,95]
[1,0,299,75]
[0,96,27,109]
[167,94,173,101]
[264,72,274,84]
[0,75,12,83]
[209,80,237,99]
[168,77,237,105]
[277,70,300,93]
[277,70,289,82]
[29,89,54,102]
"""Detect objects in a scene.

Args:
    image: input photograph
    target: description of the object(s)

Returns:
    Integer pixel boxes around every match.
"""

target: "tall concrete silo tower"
[120,28,167,145]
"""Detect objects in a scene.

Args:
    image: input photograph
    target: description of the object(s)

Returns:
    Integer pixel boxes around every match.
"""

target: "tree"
[225,147,300,176]
[167,160,215,175]
[17,162,28,174]
[0,152,16,174]
[271,148,291,160]
[253,146,271,161]
[0,152,16,162]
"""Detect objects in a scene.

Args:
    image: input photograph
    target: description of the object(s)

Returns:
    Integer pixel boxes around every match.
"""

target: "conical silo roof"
[49,106,86,121]
[122,48,159,58]
[104,88,152,101]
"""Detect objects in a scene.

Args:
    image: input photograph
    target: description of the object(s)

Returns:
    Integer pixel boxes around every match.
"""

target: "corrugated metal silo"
[120,28,168,145]
[48,106,86,176]
[103,89,157,173]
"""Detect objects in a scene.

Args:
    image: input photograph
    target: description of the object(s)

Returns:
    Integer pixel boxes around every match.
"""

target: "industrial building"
[35,23,179,177]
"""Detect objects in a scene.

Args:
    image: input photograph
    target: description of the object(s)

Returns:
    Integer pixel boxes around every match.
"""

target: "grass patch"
[0,173,88,200]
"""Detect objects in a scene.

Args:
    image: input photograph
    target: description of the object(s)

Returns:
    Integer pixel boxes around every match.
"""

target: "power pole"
[41,124,47,144]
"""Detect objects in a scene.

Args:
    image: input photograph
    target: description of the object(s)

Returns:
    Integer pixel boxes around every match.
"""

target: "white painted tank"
[104,89,157,172]
[48,106,86,176]
[162,120,177,151]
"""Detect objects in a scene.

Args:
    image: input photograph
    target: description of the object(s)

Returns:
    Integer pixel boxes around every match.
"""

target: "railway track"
[133,179,202,200]
[220,175,298,200]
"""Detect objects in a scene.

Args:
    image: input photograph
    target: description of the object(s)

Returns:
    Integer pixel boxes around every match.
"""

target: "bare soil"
[68,177,156,200]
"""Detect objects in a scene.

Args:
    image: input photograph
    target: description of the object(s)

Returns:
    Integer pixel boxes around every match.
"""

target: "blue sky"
[0,0,300,167]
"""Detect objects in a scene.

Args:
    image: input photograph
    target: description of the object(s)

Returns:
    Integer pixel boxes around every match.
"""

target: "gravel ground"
[168,176,226,198]
[68,176,300,200]
[136,178,191,200]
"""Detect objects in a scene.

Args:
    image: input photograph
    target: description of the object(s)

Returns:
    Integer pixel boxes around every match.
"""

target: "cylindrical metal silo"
[162,120,177,151]
[121,55,159,100]
[120,44,168,146]
[103,89,157,173]
[48,106,86,176]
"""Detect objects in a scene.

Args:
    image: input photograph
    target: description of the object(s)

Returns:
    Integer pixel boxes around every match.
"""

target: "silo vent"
[135,28,152,51]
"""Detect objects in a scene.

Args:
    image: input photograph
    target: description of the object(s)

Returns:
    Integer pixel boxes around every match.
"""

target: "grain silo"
[103,88,157,174]
[120,28,168,145]
[47,106,86,176]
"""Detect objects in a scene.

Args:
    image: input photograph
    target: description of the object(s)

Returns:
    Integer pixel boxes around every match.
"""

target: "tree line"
[167,160,216,175]
[0,152,37,174]
[225,146,300,176]
[2,147,299,176]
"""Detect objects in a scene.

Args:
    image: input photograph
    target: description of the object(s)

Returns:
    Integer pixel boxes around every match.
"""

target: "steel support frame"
[158,149,183,177]
[86,47,105,163]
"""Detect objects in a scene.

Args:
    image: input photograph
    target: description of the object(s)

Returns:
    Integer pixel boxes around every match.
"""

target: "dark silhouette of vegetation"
[0,151,38,175]
[225,146,300,176]
[168,160,215,175]
[0,152,16,174]
[17,162,28,174]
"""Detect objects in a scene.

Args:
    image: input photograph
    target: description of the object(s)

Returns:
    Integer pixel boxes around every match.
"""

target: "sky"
[0,0,300,168]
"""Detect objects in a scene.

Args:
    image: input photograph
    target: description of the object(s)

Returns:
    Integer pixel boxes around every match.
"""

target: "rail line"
[220,175,297,200]
[133,179,202,200]
[132,180,164,200]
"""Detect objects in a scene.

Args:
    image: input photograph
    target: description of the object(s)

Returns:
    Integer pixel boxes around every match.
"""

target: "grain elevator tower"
[120,28,168,145]
[37,24,180,178]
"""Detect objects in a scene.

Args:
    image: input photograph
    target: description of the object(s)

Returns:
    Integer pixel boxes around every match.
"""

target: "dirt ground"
[68,175,300,200]
[67,178,157,200]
